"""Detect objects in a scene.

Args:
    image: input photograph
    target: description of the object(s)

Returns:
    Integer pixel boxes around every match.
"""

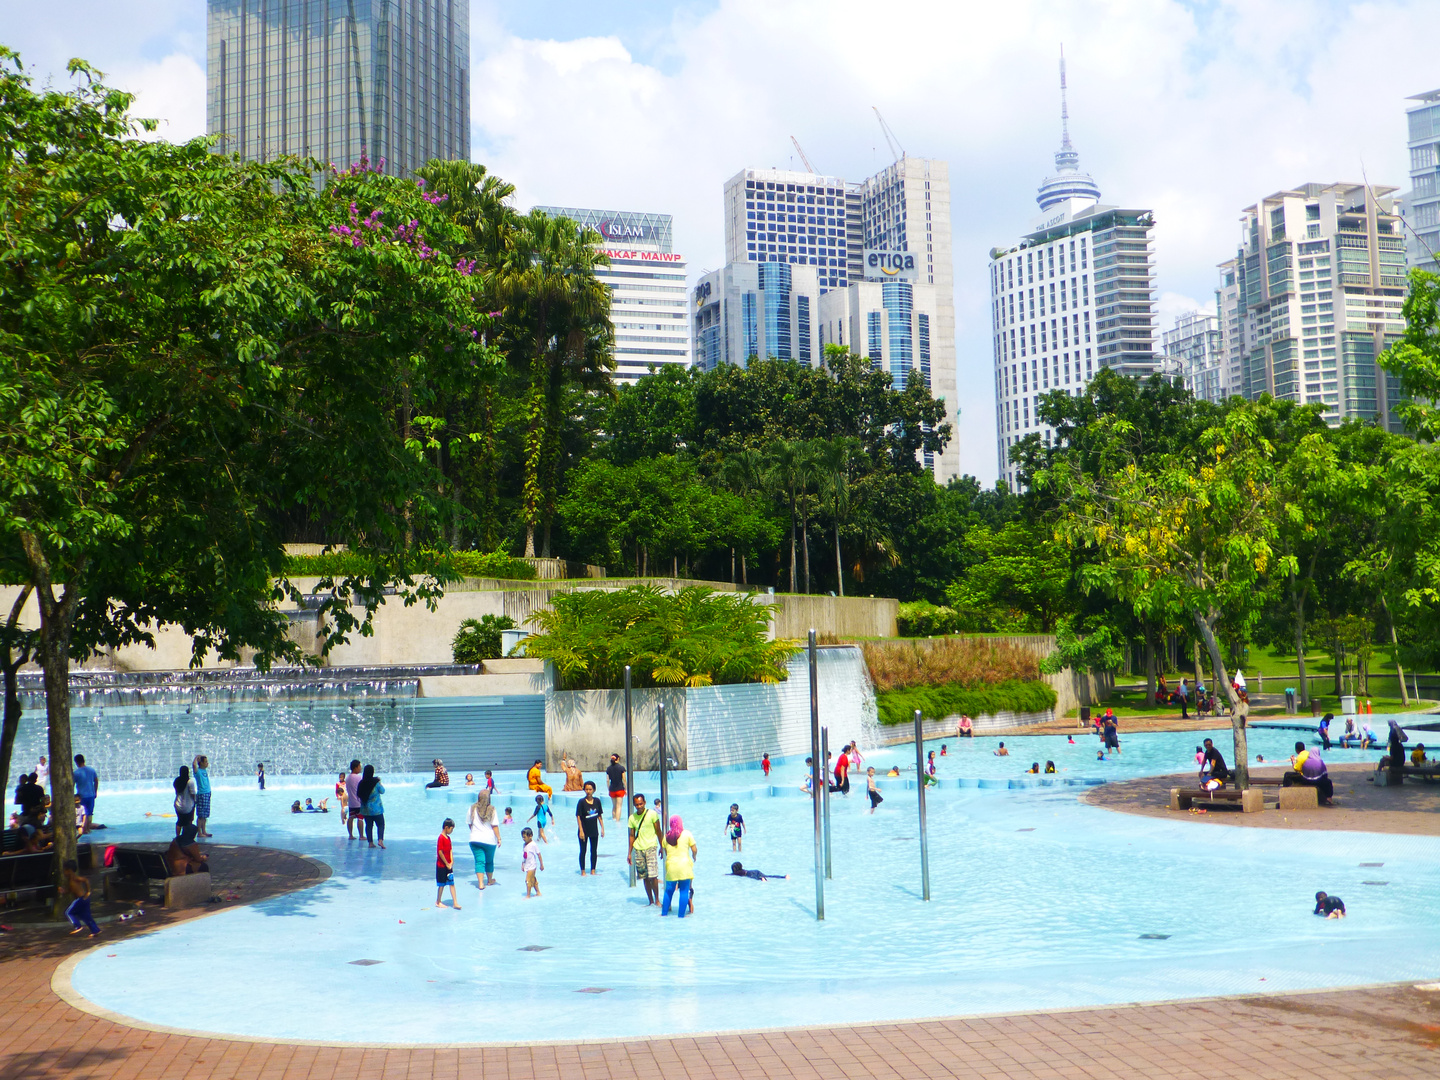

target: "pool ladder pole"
[820,726,832,879]
[809,630,825,920]
[625,665,635,889]
[915,709,931,901]
[658,700,669,829]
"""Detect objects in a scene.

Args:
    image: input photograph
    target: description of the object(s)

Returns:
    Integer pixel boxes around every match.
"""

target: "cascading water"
[7,665,479,782]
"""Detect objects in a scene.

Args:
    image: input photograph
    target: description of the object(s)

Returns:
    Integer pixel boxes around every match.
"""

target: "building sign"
[863,249,919,280]
[603,249,684,263]
[599,219,657,242]
[693,280,713,307]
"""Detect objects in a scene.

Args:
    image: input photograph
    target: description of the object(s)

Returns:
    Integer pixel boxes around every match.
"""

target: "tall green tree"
[813,437,862,597]
[0,52,492,905]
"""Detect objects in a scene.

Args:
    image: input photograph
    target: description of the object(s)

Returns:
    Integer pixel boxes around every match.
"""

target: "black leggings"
[365,813,385,843]
[579,825,599,872]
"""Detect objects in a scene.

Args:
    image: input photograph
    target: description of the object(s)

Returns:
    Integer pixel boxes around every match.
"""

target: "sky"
[5,0,1438,482]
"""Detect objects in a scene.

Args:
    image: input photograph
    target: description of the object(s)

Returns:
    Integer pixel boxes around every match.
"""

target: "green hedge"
[284,550,536,581]
[896,600,963,637]
[876,679,1057,726]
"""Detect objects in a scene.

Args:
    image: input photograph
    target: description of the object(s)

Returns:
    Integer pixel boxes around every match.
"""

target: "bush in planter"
[523,584,800,690]
[452,615,518,663]
[896,600,961,637]
[876,679,1057,725]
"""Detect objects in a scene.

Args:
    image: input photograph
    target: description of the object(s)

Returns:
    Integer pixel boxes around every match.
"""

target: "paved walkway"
[1085,763,1440,834]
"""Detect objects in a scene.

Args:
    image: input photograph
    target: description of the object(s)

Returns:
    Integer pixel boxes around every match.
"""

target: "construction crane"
[790,135,818,174]
[872,107,905,163]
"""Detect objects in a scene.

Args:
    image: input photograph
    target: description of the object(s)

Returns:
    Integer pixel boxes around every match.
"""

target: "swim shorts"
[80,797,95,817]
[435,865,454,885]
[632,846,660,878]
[609,788,626,798]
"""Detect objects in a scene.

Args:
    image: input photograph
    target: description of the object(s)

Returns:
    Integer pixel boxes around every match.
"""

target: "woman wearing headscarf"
[660,813,697,918]
[467,788,501,890]
[357,765,386,848]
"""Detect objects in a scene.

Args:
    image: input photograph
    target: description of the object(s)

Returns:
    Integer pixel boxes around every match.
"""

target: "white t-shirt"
[467,804,498,845]
[175,778,197,814]
[522,840,540,872]
[36,760,49,787]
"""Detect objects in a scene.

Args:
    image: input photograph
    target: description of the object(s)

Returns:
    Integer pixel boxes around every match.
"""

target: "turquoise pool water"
[62,725,1440,1044]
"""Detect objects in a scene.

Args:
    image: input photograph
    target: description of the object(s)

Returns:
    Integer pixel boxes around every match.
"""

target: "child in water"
[731,862,788,880]
[762,753,771,776]
[725,804,746,851]
[926,750,937,777]
[887,766,901,777]
[527,794,553,842]
[502,807,514,825]
[940,744,948,756]
[1044,761,1057,774]
[866,767,883,813]
[522,827,543,897]
[1027,763,1040,774]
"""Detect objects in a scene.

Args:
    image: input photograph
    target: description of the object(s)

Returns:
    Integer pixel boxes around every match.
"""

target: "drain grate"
[1362,880,1389,886]
[1016,828,1035,832]
[518,945,554,952]
[1138,934,1171,940]
[348,959,383,966]
[892,836,915,841]
[1360,862,1384,867]
[576,987,612,994]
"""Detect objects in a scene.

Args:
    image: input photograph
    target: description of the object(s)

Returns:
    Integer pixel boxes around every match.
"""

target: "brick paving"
[1085,763,1440,835]
[4,844,1439,1078]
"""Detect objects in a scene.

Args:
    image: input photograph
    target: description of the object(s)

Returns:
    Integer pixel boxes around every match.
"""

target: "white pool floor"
[55,725,1440,1044]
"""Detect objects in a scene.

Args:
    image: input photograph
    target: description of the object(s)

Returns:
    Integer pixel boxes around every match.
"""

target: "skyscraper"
[723,167,858,289]
[533,207,690,384]
[1163,310,1224,404]
[1220,182,1406,425]
[206,0,469,176]
[989,53,1158,489]
[1403,89,1440,274]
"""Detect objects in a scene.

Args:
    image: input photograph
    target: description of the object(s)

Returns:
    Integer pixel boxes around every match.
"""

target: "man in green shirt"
[627,792,663,906]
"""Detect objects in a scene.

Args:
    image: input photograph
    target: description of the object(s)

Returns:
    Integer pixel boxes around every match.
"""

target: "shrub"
[285,549,536,581]
[896,600,961,637]
[452,615,519,663]
[862,637,1040,692]
[876,679,1057,725]
[522,584,800,690]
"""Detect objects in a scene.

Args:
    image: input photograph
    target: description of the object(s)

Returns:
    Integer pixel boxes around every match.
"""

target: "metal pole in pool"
[657,700,669,828]
[821,725,832,880]
[809,629,824,920]
[625,665,635,889]
[915,708,930,901]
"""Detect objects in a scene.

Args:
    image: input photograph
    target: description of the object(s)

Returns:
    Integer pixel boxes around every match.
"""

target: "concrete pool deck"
[1085,762,1440,835]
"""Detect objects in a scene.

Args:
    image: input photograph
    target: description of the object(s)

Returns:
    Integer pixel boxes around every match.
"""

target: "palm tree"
[765,440,809,592]
[813,437,861,597]
[719,448,766,585]
[490,211,615,557]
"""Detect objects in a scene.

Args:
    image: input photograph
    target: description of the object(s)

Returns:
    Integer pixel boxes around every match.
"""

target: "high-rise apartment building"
[1217,264,1245,398]
[989,55,1158,489]
[692,261,821,372]
[860,158,959,481]
[1403,89,1440,274]
[533,207,690,385]
[718,162,959,481]
[723,168,859,289]
[1219,182,1406,424]
[206,0,469,176]
[1163,310,1224,404]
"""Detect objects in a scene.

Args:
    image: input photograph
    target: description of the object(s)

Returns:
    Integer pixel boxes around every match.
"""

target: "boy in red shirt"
[435,818,460,909]
[762,753,771,777]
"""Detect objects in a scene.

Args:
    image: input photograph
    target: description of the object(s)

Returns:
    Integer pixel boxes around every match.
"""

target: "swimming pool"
[61,725,1440,1045]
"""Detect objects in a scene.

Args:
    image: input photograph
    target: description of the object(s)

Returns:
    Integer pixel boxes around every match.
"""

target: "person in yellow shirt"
[660,814,696,918]
[627,793,662,906]
[527,759,553,799]
[1412,744,1429,766]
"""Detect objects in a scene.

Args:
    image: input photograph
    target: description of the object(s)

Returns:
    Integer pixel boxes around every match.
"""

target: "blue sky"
[5,1,1437,481]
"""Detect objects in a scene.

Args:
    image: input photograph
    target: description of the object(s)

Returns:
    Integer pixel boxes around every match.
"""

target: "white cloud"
[469,0,1438,482]
[116,53,207,142]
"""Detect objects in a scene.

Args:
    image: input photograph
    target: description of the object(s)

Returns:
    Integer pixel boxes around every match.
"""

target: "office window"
[867,310,883,370]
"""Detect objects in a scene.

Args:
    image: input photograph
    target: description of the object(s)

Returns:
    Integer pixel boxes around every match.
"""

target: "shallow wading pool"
[58,725,1440,1045]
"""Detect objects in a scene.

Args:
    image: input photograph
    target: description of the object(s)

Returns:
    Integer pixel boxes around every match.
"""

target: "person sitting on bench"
[166,826,209,875]
[1200,739,1229,789]
[1287,742,1334,805]
[1412,744,1429,766]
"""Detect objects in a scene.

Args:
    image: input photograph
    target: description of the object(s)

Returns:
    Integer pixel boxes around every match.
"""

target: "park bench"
[1170,786,1267,813]
[0,851,57,903]
[1402,765,1440,782]
[106,846,212,909]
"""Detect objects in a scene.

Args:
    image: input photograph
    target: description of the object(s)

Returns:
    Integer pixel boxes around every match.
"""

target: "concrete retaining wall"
[547,686,688,773]
[878,709,1056,744]
[769,595,898,640]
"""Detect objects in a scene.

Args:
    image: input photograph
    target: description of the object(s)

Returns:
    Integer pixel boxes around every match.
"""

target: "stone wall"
[769,594,899,641]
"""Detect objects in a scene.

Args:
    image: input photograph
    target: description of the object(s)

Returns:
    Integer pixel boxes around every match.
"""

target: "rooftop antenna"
[1056,45,1079,171]
[790,136,818,174]
[872,107,904,164]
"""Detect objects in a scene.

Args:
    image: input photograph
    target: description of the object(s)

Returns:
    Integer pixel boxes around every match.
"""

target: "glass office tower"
[207,0,469,176]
